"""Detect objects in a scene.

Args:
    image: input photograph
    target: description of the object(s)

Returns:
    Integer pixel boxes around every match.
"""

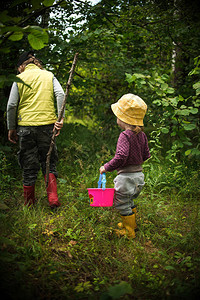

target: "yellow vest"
[17,64,57,126]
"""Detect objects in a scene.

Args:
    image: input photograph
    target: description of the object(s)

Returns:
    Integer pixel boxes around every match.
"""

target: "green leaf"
[180,105,187,109]
[138,79,146,85]
[189,108,198,114]
[189,69,196,76]
[178,95,184,101]
[183,140,192,146]
[162,99,169,107]
[196,88,200,95]
[125,73,135,84]
[28,30,48,50]
[161,83,168,91]
[152,99,162,106]
[133,73,146,79]
[43,0,55,7]
[193,81,200,90]
[166,87,175,94]
[185,149,192,156]
[161,74,169,81]
[161,128,169,134]
[175,109,190,116]
[169,97,179,106]
[182,123,196,131]
[8,31,23,41]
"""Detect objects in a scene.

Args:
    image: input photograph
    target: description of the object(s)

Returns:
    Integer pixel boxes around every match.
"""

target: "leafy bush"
[125,57,200,165]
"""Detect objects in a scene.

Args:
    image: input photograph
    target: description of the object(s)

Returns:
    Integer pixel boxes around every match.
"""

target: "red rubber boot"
[45,173,61,208]
[23,185,35,206]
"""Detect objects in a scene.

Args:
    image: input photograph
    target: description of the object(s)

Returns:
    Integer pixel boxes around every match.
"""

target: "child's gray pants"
[113,172,145,216]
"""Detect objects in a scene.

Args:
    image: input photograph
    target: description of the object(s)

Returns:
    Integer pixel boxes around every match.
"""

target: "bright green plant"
[125,57,200,164]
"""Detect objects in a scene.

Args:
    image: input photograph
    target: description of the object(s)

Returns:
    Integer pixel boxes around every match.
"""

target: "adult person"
[7,51,65,208]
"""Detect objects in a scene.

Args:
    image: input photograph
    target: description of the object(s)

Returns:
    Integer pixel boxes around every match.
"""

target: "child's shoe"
[115,214,136,239]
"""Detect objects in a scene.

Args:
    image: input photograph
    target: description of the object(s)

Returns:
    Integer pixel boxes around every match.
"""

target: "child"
[100,93,150,238]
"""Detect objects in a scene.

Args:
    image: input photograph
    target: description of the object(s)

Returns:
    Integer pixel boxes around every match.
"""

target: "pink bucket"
[88,188,115,207]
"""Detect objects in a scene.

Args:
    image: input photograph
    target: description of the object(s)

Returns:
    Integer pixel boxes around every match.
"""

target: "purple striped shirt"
[104,129,150,172]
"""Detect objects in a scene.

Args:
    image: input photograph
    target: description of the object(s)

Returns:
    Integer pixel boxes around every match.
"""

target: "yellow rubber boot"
[115,215,136,239]
[118,207,137,229]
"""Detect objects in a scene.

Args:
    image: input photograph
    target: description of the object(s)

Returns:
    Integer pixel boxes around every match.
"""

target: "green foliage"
[144,161,200,199]
[0,4,50,52]
[1,121,200,299]
[0,149,16,202]
[125,58,200,164]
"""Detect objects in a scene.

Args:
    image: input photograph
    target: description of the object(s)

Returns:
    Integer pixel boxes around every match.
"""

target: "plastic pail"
[87,188,115,207]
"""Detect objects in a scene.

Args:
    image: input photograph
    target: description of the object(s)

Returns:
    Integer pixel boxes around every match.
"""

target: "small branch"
[45,52,79,188]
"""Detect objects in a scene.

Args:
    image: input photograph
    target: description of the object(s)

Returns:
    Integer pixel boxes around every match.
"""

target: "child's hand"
[100,166,106,174]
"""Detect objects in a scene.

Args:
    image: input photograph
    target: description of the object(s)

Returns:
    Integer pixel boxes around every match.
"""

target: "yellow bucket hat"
[111,93,147,126]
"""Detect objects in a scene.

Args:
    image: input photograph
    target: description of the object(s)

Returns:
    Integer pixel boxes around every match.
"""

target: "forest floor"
[0,122,200,300]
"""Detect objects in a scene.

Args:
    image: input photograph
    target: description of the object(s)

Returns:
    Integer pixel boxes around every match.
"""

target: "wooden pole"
[45,52,79,187]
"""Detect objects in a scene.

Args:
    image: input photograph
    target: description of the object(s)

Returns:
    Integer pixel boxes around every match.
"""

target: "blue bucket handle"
[98,173,106,190]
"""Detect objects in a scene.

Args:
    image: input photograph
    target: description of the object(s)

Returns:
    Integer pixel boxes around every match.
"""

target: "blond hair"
[129,125,144,134]
[120,119,144,134]
[18,56,43,73]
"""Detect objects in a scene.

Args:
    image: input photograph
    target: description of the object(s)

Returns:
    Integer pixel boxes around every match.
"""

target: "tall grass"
[0,122,200,299]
